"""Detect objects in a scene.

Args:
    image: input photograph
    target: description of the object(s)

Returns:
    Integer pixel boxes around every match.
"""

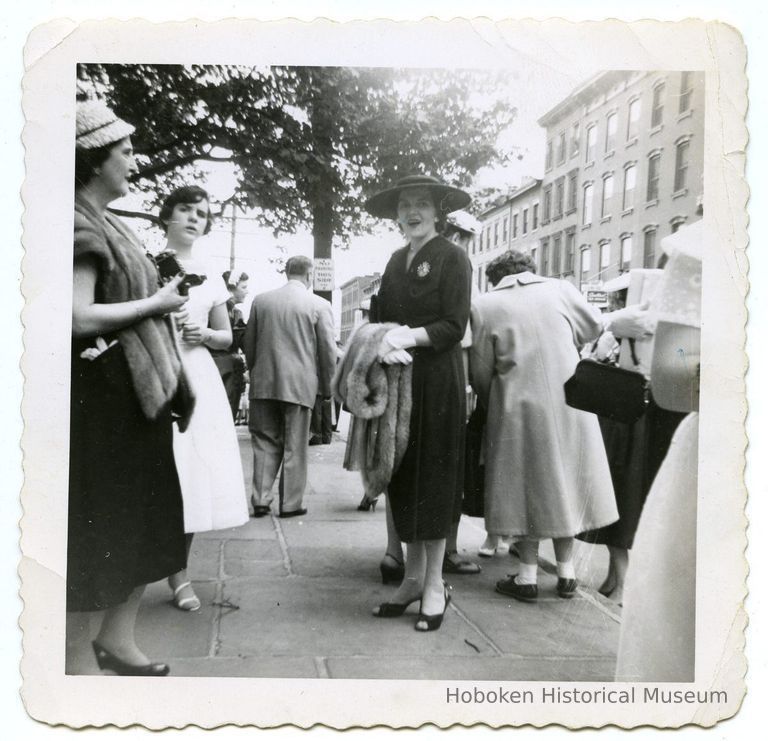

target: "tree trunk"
[312,200,333,304]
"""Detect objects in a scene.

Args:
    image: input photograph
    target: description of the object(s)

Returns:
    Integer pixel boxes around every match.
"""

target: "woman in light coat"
[470,251,618,602]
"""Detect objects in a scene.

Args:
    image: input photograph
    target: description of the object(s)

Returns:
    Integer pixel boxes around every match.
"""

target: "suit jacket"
[244,280,336,408]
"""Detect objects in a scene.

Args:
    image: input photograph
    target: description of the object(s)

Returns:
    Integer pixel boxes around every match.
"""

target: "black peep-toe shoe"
[92,641,171,677]
[379,553,405,585]
[372,594,421,618]
[415,588,451,632]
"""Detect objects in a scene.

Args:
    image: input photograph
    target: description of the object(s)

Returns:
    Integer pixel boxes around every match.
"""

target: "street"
[135,416,621,681]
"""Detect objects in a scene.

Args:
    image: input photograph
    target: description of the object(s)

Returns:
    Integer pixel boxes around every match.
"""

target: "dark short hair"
[158,186,214,235]
[285,255,313,277]
[74,140,121,188]
[222,270,250,288]
[486,250,536,287]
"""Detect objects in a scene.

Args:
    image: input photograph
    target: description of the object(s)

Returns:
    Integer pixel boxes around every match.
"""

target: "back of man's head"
[285,256,313,280]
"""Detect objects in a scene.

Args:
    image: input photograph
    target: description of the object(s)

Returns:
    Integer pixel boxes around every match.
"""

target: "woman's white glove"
[377,325,418,359]
[380,348,414,365]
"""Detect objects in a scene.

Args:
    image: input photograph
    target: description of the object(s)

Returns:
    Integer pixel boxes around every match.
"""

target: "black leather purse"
[564,340,649,424]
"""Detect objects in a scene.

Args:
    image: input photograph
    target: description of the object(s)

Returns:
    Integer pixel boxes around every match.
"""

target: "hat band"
[76,117,119,142]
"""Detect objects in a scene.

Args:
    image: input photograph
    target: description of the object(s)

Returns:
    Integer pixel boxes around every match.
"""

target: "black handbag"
[564,339,649,424]
[462,404,486,517]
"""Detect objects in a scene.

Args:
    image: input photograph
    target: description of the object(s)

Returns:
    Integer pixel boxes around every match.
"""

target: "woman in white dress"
[159,186,249,611]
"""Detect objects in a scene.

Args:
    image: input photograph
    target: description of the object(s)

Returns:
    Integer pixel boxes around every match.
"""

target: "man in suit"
[243,256,336,518]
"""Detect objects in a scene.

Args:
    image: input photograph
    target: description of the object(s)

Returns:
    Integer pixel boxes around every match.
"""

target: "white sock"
[557,561,576,579]
[516,562,538,585]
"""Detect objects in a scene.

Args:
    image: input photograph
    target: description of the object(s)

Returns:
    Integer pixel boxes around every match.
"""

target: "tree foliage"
[78,64,518,252]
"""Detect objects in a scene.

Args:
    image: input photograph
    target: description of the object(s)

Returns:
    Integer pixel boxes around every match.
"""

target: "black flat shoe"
[278,508,307,518]
[250,498,271,518]
[372,594,421,617]
[415,589,451,632]
[379,553,405,585]
[495,575,538,603]
[557,577,578,599]
[92,641,170,677]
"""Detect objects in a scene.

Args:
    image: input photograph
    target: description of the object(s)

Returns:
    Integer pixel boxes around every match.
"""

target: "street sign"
[313,258,334,291]
[586,289,608,305]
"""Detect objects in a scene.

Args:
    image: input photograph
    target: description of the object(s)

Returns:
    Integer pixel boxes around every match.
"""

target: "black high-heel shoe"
[372,593,422,618]
[357,495,379,512]
[415,588,451,632]
[379,553,405,584]
[92,641,170,677]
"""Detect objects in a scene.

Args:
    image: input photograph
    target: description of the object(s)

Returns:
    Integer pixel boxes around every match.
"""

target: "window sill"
[650,124,663,136]
[645,199,659,209]
[625,137,638,148]
[604,149,616,160]
[565,207,578,216]
[553,214,563,221]
[600,216,612,224]
[621,207,634,217]
[677,109,693,122]
[581,223,592,231]
[672,188,689,199]
[584,161,595,170]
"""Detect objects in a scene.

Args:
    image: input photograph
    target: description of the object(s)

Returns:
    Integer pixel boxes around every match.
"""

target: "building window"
[502,216,508,242]
[670,216,687,233]
[555,177,565,218]
[570,122,580,157]
[552,233,562,275]
[522,208,529,235]
[543,186,552,223]
[565,230,576,273]
[647,152,661,201]
[582,182,594,225]
[545,139,553,170]
[581,246,592,280]
[531,246,538,271]
[601,173,614,218]
[605,112,617,153]
[620,234,633,270]
[567,170,578,212]
[557,131,567,165]
[494,222,499,246]
[512,213,519,239]
[679,72,694,114]
[643,228,657,268]
[477,266,482,290]
[532,203,539,229]
[651,82,665,128]
[540,238,550,276]
[674,138,690,192]
[471,236,476,255]
[623,164,637,210]
[586,124,597,162]
[627,97,641,140]
[599,241,611,271]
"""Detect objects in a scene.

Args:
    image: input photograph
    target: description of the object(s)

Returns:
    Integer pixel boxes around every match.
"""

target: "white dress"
[173,258,249,533]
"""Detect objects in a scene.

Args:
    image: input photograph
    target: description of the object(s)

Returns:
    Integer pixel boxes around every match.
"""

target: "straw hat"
[76,100,135,151]
[364,174,471,220]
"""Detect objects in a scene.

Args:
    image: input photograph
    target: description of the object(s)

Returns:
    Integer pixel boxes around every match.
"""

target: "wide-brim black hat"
[364,174,471,220]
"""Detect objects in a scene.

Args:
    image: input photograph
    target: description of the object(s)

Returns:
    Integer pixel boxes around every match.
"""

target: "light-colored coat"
[470,272,618,539]
[244,280,336,409]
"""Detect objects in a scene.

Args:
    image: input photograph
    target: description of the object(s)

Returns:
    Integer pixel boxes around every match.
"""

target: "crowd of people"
[67,100,701,679]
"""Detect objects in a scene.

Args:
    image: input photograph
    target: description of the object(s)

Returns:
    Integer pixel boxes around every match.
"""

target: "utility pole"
[229,202,237,272]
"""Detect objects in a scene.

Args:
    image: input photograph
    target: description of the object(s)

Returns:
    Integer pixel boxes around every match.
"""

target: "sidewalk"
[136,419,621,681]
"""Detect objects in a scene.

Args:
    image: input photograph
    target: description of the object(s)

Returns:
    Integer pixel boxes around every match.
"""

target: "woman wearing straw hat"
[365,174,473,632]
[68,100,191,674]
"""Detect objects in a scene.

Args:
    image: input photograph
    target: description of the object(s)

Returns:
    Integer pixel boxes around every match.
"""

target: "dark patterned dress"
[375,236,472,542]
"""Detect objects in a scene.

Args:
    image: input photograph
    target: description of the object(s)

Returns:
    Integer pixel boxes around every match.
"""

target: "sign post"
[313,258,334,294]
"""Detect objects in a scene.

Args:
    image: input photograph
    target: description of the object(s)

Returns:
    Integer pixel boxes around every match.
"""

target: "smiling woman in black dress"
[365,174,472,632]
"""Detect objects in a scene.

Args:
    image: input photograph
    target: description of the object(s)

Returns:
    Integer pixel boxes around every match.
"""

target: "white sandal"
[172,581,201,612]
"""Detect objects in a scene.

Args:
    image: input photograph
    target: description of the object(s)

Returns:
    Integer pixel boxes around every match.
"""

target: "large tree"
[79,64,517,296]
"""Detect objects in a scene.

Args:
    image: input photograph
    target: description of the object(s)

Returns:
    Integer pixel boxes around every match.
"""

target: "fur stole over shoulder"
[333,322,412,496]
[74,194,194,427]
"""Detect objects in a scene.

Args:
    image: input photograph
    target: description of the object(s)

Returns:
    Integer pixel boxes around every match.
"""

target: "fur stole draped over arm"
[332,322,412,497]
[74,194,194,425]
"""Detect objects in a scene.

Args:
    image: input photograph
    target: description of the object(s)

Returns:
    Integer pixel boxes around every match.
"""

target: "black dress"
[375,236,472,542]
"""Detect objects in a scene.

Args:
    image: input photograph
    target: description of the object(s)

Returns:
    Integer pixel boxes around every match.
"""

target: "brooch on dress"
[415,261,431,279]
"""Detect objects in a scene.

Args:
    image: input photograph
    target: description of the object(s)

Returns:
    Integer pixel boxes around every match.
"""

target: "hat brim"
[365,183,471,220]
[76,119,136,151]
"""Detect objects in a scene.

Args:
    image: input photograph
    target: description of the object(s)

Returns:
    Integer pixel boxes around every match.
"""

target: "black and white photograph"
[17,15,748,731]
